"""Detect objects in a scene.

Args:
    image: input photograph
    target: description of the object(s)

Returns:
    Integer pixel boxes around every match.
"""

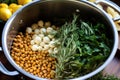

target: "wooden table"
[0,0,120,80]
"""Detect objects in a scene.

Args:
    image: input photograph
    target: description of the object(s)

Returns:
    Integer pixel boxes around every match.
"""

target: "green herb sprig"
[50,15,112,79]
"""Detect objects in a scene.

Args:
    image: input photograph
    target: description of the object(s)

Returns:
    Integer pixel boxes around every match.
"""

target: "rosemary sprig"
[51,15,79,79]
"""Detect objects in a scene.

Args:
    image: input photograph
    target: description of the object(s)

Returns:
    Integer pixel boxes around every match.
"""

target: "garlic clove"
[26,27,32,33]
[43,36,50,43]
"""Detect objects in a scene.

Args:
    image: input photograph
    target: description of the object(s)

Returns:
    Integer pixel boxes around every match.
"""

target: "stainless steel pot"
[0,0,119,80]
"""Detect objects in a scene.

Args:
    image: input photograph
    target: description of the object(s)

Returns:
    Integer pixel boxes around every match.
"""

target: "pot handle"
[0,47,2,51]
[0,47,19,76]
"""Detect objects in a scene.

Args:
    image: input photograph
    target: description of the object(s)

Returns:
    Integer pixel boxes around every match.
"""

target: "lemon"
[0,8,12,21]
[18,0,32,5]
[0,3,8,8]
[9,3,18,13]
[9,4,22,13]
[9,3,18,8]
[12,5,22,13]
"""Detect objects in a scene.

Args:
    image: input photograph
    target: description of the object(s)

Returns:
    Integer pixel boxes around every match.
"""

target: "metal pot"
[0,0,119,80]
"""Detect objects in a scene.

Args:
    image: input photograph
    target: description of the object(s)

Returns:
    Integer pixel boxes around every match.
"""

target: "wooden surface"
[0,0,120,80]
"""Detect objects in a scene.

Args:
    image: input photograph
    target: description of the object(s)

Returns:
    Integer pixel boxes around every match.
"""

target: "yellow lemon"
[18,0,32,5]
[0,3,8,8]
[13,5,22,13]
[8,7,13,12]
[9,4,22,13]
[9,3,18,13]
[9,3,18,8]
[0,8,12,21]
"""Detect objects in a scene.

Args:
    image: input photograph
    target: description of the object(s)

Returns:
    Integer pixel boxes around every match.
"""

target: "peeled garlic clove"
[26,27,32,33]
[53,47,58,54]
[38,34,44,39]
[38,20,44,27]
[31,23,38,30]
[30,40,35,45]
[31,45,39,51]
[43,45,49,50]
[40,28,46,34]
[38,46,43,51]
[48,35,54,39]
[49,41,55,48]
[47,27,53,33]
[34,29,40,34]
[34,36,42,44]
[43,36,50,43]
[48,48,53,54]
[32,34,38,39]
[40,42,45,47]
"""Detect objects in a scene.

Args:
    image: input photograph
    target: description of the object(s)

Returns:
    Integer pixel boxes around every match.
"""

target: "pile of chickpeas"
[11,20,58,79]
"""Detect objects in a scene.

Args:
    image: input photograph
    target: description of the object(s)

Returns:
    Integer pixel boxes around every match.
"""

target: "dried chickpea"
[43,69,47,73]
[29,69,34,73]
[47,74,51,79]
[41,75,45,78]
[47,63,51,68]
[44,73,47,77]
[36,69,40,73]
[41,66,45,70]
[51,65,56,70]
[19,63,24,67]
[24,63,29,68]
[47,67,51,72]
